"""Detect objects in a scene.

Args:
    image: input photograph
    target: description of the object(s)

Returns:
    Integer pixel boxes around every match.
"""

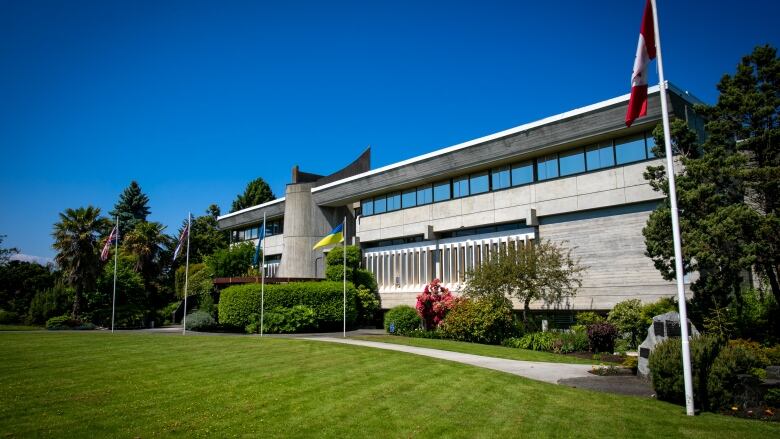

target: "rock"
[637,311,699,378]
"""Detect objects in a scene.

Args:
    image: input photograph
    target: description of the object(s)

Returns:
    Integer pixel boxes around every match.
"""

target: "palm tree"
[123,221,167,280]
[52,206,108,319]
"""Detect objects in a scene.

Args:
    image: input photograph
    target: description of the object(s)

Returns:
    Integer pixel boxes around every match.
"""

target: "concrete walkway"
[302,336,594,385]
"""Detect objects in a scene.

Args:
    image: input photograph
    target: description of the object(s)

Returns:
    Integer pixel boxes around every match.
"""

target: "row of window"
[231,219,284,242]
[361,132,656,216]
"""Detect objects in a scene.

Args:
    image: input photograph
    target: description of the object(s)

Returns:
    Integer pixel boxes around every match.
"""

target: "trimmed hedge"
[384,305,421,335]
[218,281,357,331]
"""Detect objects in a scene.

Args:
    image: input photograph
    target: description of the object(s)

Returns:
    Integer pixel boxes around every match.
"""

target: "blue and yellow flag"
[313,223,344,250]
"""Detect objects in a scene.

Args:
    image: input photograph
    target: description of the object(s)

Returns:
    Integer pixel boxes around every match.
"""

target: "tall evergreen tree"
[230,178,275,213]
[110,181,151,236]
[643,45,780,313]
[52,206,109,318]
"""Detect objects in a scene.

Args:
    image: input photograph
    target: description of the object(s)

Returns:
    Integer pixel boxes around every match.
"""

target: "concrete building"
[217,83,704,313]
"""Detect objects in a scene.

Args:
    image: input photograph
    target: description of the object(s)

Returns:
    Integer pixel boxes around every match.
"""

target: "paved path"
[302,336,594,385]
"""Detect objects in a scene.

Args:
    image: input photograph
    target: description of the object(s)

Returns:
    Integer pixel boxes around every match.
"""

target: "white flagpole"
[261,212,266,337]
[343,216,347,338]
[182,213,192,335]
[111,217,119,333]
[650,0,694,416]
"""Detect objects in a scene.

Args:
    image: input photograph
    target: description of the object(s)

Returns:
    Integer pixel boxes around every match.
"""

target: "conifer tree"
[110,181,151,236]
[230,178,275,213]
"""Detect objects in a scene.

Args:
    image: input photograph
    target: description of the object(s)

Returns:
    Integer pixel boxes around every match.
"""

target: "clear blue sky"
[1,0,778,262]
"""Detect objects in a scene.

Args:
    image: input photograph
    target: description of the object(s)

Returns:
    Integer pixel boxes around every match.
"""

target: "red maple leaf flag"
[625,0,657,127]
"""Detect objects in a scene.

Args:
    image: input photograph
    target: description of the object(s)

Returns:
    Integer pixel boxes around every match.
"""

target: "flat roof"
[217,197,285,222]
[312,82,703,194]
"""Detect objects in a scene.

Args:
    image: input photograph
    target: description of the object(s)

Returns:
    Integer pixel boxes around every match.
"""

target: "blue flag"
[252,224,265,266]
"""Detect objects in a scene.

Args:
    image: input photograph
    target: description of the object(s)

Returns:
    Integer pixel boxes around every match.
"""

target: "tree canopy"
[110,181,151,237]
[464,240,585,321]
[0,235,19,266]
[643,45,780,314]
[230,177,275,213]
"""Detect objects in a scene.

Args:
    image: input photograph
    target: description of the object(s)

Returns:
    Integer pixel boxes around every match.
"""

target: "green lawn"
[0,324,43,331]
[351,334,604,365]
[1,332,777,438]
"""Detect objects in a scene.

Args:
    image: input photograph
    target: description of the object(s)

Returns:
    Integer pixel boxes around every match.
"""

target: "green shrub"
[184,310,216,331]
[622,356,638,374]
[765,345,780,365]
[0,309,19,324]
[649,335,724,409]
[503,332,556,351]
[325,245,362,282]
[438,296,515,345]
[205,242,255,278]
[641,297,677,327]
[356,285,381,326]
[27,283,73,324]
[575,311,604,326]
[245,306,317,334]
[44,315,94,330]
[384,305,421,335]
[707,340,771,410]
[218,282,357,331]
[552,329,590,353]
[586,322,617,353]
[608,299,644,348]
[766,388,780,407]
[175,263,213,299]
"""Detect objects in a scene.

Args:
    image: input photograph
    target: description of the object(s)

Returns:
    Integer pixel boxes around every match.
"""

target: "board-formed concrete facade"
[217,83,704,311]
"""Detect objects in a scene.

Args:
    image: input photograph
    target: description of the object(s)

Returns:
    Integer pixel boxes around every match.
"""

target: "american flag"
[173,221,189,260]
[100,226,118,262]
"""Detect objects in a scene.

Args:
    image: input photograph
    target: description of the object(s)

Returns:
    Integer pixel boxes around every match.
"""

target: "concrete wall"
[358,159,665,243]
[536,203,688,310]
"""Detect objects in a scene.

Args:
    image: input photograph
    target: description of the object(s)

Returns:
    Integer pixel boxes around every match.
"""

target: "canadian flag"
[625,0,656,127]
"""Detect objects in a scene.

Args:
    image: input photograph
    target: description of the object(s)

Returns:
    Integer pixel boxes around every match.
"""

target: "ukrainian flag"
[313,223,344,250]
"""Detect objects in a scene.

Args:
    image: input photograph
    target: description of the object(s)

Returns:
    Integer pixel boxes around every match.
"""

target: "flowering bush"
[415,279,454,329]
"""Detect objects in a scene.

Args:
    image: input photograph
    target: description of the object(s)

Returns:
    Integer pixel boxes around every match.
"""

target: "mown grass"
[1,332,777,438]
[0,324,43,331]
[351,334,603,364]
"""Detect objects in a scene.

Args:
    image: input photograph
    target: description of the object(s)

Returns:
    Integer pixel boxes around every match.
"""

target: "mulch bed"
[565,351,625,364]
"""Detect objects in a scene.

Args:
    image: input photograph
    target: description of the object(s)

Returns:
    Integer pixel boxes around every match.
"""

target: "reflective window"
[433,181,451,202]
[491,166,510,190]
[586,141,615,170]
[361,198,373,216]
[470,172,489,194]
[453,176,469,198]
[511,161,533,186]
[387,192,401,211]
[646,132,657,158]
[559,148,585,176]
[615,134,647,164]
[374,196,387,214]
[417,185,433,205]
[402,189,416,208]
[537,154,559,180]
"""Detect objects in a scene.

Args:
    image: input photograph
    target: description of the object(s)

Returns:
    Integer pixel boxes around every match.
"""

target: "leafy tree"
[175,263,213,298]
[607,299,644,349]
[643,45,780,316]
[169,206,229,266]
[110,181,151,236]
[325,245,361,281]
[0,260,57,315]
[464,240,586,321]
[0,235,19,265]
[52,206,109,318]
[123,221,167,281]
[204,242,255,277]
[230,177,275,213]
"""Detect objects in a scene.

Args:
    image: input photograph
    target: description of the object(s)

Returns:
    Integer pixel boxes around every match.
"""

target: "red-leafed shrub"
[587,322,618,353]
[415,279,454,329]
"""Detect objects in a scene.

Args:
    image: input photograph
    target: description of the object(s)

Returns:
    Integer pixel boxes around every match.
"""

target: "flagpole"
[261,212,266,337]
[343,216,347,338]
[651,0,694,416]
[183,213,191,335]
[111,217,119,333]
